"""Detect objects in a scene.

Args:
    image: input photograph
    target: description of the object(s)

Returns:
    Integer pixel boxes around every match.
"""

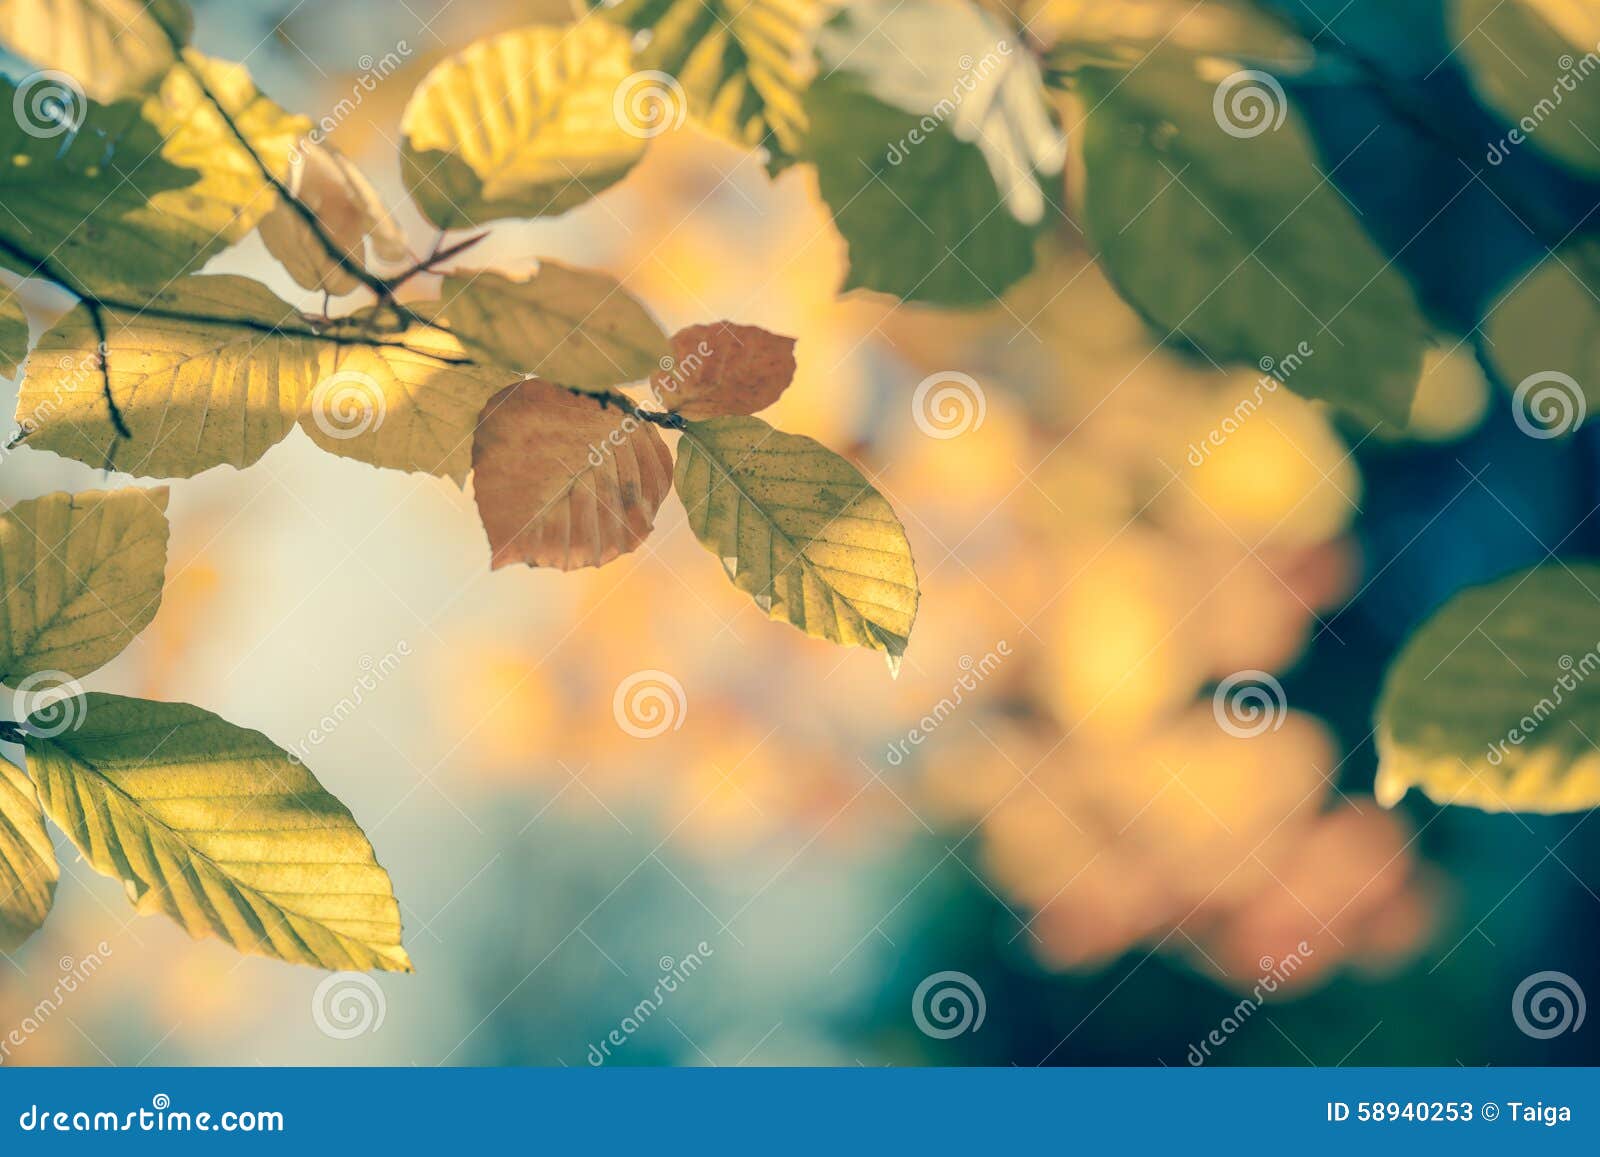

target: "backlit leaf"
[0,0,192,100]
[400,21,646,229]
[596,0,822,162]
[1453,0,1600,176]
[0,288,27,377]
[0,759,57,952]
[1079,52,1431,428]
[299,314,515,483]
[673,415,918,670]
[0,487,169,685]
[1479,241,1599,414]
[20,275,319,478]
[655,321,795,417]
[471,377,674,570]
[1377,564,1600,813]
[430,264,668,391]
[24,693,412,971]
[258,140,409,295]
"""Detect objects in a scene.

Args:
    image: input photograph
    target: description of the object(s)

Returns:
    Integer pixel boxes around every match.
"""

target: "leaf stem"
[0,720,27,744]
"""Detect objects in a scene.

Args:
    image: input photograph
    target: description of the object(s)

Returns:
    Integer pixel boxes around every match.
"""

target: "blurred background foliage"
[2,0,1598,1066]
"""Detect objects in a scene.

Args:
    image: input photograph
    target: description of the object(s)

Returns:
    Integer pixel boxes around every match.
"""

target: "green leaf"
[803,0,1061,304]
[299,314,516,483]
[1479,241,1599,420]
[0,0,192,100]
[400,21,646,229]
[24,693,413,972]
[0,487,169,685]
[20,275,319,478]
[0,758,57,952]
[673,415,918,670]
[471,377,675,570]
[0,55,304,297]
[1453,0,1600,176]
[596,0,822,163]
[1376,564,1600,814]
[429,265,668,391]
[0,287,27,377]
[1079,52,1431,429]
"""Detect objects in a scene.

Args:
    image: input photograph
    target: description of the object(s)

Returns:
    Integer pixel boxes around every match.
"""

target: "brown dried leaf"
[654,322,796,418]
[472,378,674,571]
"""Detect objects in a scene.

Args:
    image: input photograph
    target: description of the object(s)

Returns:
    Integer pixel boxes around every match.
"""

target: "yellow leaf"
[24,693,413,972]
[0,758,57,951]
[20,275,319,478]
[431,264,668,391]
[300,315,515,483]
[673,415,918,670]
[1377,564,1600,813]
[258,140,409,295]
[0,0,192,100]
[471,377,674,570]
[0,487,169,684]
[400,21,647,229]
[655,321,795,417]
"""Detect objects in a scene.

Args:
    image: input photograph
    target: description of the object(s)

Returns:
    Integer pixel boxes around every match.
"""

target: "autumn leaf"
[654,322,796,418]
[0,0,192,101]
[0,759,57,952]
[0,487,169,685]
[471,377,674,571]
[674,415,919,670]
[24,693,413,972]
[0,289,27,377]
[258,140,409,295]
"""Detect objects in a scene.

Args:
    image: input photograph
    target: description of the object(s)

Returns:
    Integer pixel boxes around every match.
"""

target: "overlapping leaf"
[1079,52,1431,428]
[674,415,918,669]
[299,315,515,483]
[472,377,675,570]
[430,265,668,391]
[20,276,320,478]
[24,693,412,971]
[597,0,822,162]
[0,759,57,952]
[1377,564,1600,813]
[1479,241,1599,409]
[0,487,169,685]
[400,21,646,229]
[0,0,192,100]
[655,321,795,416]
[258,141,409,295]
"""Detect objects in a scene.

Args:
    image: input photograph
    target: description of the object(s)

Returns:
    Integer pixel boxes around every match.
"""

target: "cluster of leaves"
[2,0,1598,974]
[0,0,923,969]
